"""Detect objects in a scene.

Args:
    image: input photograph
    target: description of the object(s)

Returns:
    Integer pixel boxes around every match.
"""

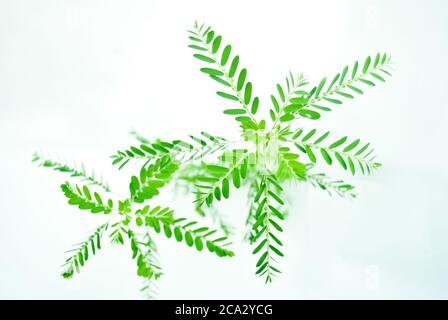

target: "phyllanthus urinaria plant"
[34,21,393,296]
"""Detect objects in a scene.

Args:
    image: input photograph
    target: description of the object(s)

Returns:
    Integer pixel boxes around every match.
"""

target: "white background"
[1,0,447,299]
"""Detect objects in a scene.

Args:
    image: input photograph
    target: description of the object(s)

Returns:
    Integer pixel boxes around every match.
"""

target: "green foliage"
[42,147,234,297]
[276,146,306,181]
[269,72,310,129]
[192,149,251,207]
[133,203,234,257]
[112,132,229,170]
[61,223,108,279]
[188,21,260,131]
[128,230,162,280]
[186,20,390,282]
[251,175,285,283]
[245,180,260,243]
[290,128,381,175]
[305,167,357,198]
[293,52,393,119]
[170,217,235,257]
[129,156,179,203]
[34,20,392,295]
[33,153,110,191]
[135,231,161,298]
[61,182,114,214]
[175,162,236,236]
[134,204,175,228]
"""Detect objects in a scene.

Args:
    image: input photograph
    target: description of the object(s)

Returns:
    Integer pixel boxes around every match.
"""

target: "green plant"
[34,21,393,295]
[33,152,234,297]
